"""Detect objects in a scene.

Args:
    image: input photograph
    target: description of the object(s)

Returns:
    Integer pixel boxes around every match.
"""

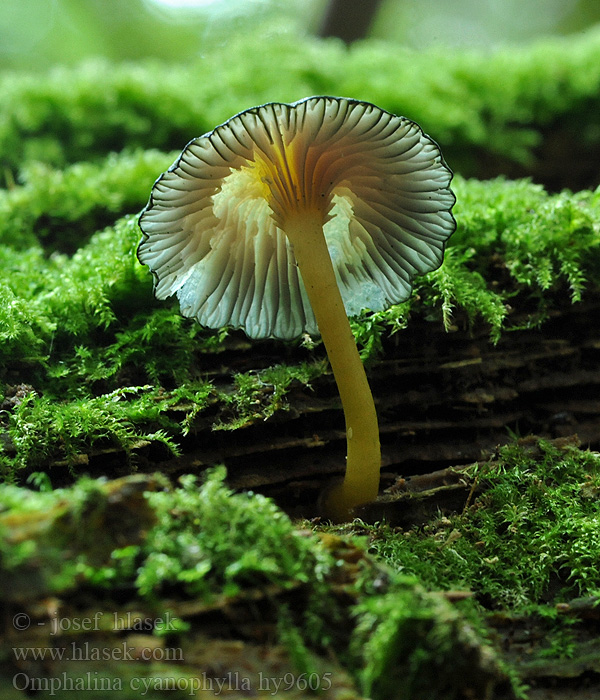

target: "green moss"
[0,361,331,477]
[1,170,599,478]
[0,281,49,366]
[0,468,510,699]
[354,440,600,609]
[0,473,157,597]
[353,176,600,357]
[342,31,600,173]
[350,581,506,700]
[0,43,343,178]
[215,362,326,431]
[453,178,600,302]
[0,213,222,395]
[315,439,600,682]
[2,387,182,478]
[3,30,600,185]
[133,469,331,600]
[0,149,176,251]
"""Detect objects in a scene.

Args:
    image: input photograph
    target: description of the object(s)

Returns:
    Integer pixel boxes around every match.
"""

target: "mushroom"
[138,96,456,520]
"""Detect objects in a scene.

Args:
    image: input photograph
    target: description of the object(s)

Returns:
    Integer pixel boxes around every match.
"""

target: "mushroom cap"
[138,96,456,339]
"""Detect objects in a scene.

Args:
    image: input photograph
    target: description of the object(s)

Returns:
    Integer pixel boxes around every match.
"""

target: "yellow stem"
[283,211,380,519]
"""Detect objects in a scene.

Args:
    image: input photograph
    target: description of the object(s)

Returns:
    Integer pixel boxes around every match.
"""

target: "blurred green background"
[2,0,600,71]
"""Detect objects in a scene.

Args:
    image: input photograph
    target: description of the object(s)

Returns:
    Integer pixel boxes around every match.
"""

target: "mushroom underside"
[138,96,456,340]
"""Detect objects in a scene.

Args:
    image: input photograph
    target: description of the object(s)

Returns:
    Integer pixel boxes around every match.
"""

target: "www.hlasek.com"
[13,641,183,663]
[13,671,334,696]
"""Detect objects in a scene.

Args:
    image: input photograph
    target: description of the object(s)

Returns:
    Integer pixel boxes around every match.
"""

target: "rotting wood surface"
[37,295,600,518]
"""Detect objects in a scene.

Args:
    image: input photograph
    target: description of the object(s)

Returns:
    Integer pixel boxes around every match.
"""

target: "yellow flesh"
[283,210,381,519]
[251,132,381,518]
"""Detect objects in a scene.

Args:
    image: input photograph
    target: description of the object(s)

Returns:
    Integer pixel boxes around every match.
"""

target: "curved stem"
[284,211,380,519]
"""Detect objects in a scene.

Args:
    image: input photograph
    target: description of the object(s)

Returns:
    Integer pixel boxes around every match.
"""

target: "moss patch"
[0,468,513,699]
[6,439,596,694]
[3,29,600,188]
[1,171,599,480]
[345,439,600,607]
[324,438,600,679]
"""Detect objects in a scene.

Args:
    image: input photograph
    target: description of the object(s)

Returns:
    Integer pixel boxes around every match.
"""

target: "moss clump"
[3,30,600,187]
[453,178,600,303]
[0,469,511,699]
[351,583,506,700]
[131,469,332,599]
[130,471,511,698]
[0,468,335,603]
[341,30,600,186]
[1,362,332,480]
[0,473,157,599]
[214,362,326,431]
[352,176,600,354]
[0,149,176,251]
[2,387,183,478]
[358,439,600,609]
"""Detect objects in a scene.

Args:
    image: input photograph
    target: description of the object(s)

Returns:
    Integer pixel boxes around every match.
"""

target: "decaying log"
[33,295,600,518]
[489,597,600,698]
